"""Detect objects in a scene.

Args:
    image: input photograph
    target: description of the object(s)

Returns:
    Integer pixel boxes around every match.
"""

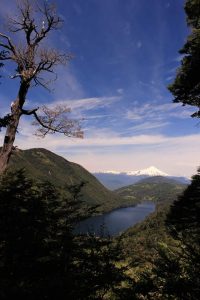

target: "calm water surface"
[74,202,155,236]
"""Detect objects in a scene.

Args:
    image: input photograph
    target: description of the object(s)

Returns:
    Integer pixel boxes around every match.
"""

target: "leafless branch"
[0,33,16,53]
[0,0,72,87]
[21,107,39,115]
[8,0,63,46]
[32,105,84,138]
[0,1,80,174]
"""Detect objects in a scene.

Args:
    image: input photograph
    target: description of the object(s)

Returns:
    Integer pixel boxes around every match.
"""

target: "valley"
[8,148,187,216]
[1,147,198,299]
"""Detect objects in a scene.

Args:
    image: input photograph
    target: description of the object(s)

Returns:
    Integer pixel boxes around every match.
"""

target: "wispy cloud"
[2,115,199,150]
[46,64,85,100]
[127,121,169,132]
[40,96,121,115]
[126,102,194,122]
[1,124,199,177]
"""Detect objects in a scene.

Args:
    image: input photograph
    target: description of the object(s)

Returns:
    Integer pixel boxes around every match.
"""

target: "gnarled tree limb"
[32,105,84,138]
[0,1,82,174]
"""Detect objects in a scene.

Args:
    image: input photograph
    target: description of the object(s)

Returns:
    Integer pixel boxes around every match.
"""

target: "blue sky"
[0,0,200,177]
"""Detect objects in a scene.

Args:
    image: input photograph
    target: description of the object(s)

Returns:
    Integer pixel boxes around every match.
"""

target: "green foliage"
[0,169,131,299]
[168,0,200,116]
[120,203,174,270]
[166,168,200,241]
[116,176,186,205]
[131,169,200,299]
[165,168,200,299]
[1,159,198,299]
[0,169,81,299]
[135,241,193,300]
[70,235,131,299]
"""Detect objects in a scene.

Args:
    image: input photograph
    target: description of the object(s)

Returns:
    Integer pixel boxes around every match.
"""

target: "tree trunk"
[0,100,21,174]
[0,81,29,175]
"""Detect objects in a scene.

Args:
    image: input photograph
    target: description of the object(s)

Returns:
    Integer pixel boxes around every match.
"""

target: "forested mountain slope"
[8,148,121,212]
[116,176,187,205]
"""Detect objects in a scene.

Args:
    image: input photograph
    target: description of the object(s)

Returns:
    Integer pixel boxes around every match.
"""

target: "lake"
[74,202,155,237]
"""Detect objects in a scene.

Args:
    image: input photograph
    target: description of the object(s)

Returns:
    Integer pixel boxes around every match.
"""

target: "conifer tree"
[0,170,82,299]
[168,0,200,117]
[0,170,131,299]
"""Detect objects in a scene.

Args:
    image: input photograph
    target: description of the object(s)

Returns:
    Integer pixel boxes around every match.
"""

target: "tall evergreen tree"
[168,0,200,117]
[0,170,79,299]
[165,168,200,299]
[137,170,200,300]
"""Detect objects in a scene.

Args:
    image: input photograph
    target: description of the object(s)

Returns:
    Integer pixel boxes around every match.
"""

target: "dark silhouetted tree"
[136,169,200,299]
[165,168,200,299]
[0,170,131,299]
[71,234,130,299]
[0,169,83,299]
[168,0,200,117]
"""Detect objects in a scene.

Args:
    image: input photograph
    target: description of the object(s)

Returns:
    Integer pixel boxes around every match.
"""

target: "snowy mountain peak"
[127,166,169,177]
[95,166,169,177]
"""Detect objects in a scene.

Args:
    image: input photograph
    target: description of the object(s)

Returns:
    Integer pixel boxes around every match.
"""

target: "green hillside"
[116,176,187,205]
[120,203,172,267]
[8,148,122,213]
[7,150,187,213]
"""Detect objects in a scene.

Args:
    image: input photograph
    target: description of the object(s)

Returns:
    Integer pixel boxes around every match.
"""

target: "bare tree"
[0,0,83,174]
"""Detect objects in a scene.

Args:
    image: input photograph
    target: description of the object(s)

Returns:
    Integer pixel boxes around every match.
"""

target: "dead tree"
[0,0,83,174]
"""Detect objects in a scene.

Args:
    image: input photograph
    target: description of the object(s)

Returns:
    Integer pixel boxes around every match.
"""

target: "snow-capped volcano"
[98,166,169,177]
[126,166,169,177]
[94,167,171,190]
[94,167,188,190]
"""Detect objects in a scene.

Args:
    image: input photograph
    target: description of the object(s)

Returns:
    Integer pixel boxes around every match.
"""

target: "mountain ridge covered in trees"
[7,147,124,213]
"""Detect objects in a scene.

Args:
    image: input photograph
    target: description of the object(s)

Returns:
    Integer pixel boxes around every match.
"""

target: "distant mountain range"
[93,166,190,190]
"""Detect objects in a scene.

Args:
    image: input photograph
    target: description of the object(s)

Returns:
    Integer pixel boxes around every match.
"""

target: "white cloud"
[126,102,194,122]
[47,65,85,100]
[39,96,121,114]
[58,132,200,178]
[66,145,199,178]
[128,121,169,132]
[1,117,200,178]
